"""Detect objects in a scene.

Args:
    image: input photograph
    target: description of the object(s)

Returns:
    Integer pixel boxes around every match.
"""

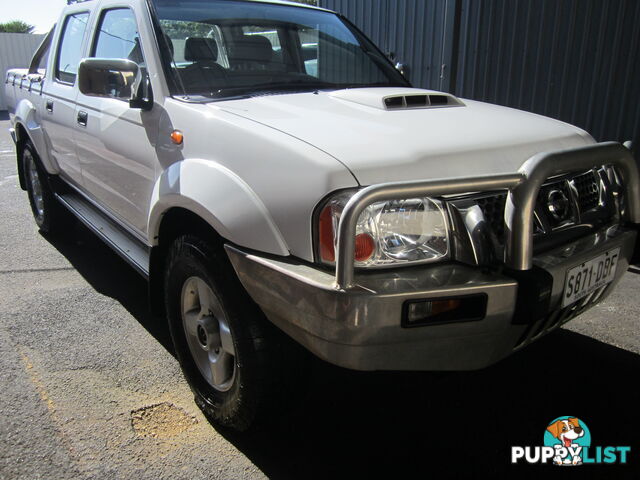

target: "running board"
[56,193,150,278]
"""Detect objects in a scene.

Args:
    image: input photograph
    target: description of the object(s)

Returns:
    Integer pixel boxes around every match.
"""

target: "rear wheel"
[22,140,68,233]
[164,234,307,431]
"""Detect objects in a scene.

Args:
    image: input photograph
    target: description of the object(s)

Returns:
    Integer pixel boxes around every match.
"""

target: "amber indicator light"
[402,295,488,327]
[354,233,375,261]
[170,130,184,145]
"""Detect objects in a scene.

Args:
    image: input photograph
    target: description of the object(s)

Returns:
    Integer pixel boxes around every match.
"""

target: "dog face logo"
[544,417,591,466]
[547,418,585,448]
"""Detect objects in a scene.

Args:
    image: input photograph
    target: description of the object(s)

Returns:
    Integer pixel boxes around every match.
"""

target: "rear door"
[41,9,91,187]
[74,5,158,235]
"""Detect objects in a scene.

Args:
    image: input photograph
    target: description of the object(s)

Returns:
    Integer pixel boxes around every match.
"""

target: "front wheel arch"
[149,207,228,317]
[163,233,310,430]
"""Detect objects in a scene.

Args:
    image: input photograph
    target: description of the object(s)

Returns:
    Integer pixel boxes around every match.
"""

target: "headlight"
[317,191,450,268]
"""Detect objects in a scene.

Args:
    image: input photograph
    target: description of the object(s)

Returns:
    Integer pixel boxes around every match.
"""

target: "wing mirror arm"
[78,58,153,111]
[129,72,153,111]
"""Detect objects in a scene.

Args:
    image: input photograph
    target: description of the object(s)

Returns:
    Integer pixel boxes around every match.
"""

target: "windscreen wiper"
[208,81,339,98]
[201,80,405,100]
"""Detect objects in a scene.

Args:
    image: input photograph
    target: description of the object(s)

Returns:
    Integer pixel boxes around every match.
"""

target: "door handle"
[45,99,53,113]
[77,110,88,127]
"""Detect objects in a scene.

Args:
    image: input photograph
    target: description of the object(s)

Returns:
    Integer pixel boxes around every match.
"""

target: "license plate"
[562,248,620,307]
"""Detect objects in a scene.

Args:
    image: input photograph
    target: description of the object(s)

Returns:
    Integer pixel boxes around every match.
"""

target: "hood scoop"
[384,93,464,110]
[329,88,465,111]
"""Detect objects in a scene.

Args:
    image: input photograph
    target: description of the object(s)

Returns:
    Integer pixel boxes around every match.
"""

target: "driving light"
[406,299,462,322]
[402,295,487,327]
[318,191,450,267]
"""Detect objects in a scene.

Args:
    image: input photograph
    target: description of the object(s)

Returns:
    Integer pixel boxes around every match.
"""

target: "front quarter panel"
[152,99,358,260]
[148,158,290,256]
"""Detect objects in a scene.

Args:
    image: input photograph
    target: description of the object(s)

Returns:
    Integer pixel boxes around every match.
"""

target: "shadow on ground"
[43,222,640,479]
[223,332,640,479]
[42,222,174,354]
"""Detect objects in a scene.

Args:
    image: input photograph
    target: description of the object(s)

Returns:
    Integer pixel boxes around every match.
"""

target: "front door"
[74,6,158,235]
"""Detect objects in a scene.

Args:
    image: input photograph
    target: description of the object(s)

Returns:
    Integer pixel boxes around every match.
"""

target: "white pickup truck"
[6,0,640,430]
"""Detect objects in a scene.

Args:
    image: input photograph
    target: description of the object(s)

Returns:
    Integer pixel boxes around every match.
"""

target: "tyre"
[22,140,67,234]
[164,234,306,431]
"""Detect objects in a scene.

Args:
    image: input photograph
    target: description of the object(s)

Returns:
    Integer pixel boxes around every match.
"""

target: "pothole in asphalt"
[131,402,198,439]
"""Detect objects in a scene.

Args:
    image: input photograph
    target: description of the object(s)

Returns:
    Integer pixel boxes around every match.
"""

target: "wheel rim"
[181,276,236,392]
[25,150,45,225]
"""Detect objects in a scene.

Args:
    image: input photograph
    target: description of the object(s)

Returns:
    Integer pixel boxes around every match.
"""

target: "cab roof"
[65,0,330,12]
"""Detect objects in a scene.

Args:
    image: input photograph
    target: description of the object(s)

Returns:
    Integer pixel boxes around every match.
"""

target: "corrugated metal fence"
[0,33,45,110]
[320,0,640,149]
[325,0,454,90]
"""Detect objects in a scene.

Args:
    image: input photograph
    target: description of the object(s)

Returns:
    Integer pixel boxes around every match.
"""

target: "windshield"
[152,0,410,99]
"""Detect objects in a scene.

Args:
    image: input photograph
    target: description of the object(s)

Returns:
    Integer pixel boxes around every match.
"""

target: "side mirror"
[78,58,153,111]
[395,62,409,78]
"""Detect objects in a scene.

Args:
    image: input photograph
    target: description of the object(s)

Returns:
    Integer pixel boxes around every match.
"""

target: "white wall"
[0,33,45,110]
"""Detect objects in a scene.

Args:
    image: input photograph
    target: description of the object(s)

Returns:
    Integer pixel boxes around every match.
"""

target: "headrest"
[184,37,219,62]
[232,35,273,63]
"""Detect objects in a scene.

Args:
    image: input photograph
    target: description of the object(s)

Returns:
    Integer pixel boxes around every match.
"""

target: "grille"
[476,193,507,240]
[537,179,575,228]
[573,170,601,212]
[477,170,607,243]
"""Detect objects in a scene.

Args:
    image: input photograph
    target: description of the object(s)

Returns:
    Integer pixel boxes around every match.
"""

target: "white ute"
[6,0,640,430]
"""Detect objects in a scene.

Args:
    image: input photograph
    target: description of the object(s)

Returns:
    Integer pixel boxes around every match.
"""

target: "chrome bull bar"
[335,142,640,290]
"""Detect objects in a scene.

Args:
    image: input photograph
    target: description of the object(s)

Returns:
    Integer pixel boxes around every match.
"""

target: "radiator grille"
[573,170,601,212]
[476,169,608,244]
[476,194,507,240]
[537,178,576,229]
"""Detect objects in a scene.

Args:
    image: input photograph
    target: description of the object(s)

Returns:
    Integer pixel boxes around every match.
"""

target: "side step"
[56,192,150,278]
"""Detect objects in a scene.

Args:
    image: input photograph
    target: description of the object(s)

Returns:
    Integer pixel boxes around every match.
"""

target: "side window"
[92,8,143,65]
[158,20,229,67]
[241,26,281,52]
[299,27,319,77]
[56,12,90,84]
[36,46,50,71]
[29,27,54,74]
[228,26,293,71]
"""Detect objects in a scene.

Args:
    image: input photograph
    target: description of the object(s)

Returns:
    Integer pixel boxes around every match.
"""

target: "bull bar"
[335,142,640,290]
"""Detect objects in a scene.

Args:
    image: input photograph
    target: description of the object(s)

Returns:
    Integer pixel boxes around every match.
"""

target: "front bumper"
[226,225,637,371]
[227,142,640,371]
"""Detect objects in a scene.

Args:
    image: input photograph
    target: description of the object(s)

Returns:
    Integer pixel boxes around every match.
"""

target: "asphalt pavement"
[1,114,639,479]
